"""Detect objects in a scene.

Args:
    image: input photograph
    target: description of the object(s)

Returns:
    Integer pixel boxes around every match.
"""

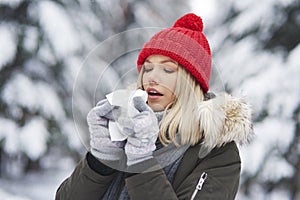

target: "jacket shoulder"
[203,141,240,166]
[174,142,240,178]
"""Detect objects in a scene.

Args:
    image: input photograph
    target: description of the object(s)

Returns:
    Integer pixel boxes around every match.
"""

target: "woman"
[55,13,253,200]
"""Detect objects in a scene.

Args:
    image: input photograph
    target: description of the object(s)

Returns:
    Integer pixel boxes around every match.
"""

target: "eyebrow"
[145,58,178,65]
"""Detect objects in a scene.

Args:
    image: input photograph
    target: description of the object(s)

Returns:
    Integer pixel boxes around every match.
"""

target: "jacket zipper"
[190,172,207,200]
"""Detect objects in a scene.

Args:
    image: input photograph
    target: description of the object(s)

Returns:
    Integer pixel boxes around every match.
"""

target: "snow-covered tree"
[3,0,299,199]
[0,0,83,176]
[0,0,189,177]
[192,0,300,199]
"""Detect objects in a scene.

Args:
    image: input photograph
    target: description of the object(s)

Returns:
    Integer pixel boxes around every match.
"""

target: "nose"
[149,77,157,85]
[147,67,160,85]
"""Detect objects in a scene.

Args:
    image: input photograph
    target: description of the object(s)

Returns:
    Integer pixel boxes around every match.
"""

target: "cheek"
[167,76,177,93]
[171,78,177,91]
[142,74,147,85]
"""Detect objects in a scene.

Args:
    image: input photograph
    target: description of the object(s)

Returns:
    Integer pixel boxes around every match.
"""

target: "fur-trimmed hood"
[197,93,254,158]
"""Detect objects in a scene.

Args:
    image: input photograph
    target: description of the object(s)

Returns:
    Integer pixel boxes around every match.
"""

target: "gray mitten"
[87,99,124,161]
[122,96,159,166]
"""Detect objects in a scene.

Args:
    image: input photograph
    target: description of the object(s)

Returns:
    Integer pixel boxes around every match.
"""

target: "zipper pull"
[191,172,208,200]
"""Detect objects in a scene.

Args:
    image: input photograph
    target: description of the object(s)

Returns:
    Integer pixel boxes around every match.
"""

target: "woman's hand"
[121,96,159,166]
[87,99,124,161]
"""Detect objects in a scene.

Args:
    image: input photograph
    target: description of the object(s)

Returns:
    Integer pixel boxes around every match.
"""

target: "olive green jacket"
[56,141,240,200]
[56,93,253,200]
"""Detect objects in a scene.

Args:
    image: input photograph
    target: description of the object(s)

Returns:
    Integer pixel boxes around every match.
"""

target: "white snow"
[23,27,39,52]
[189,0,218,26]
[0,188,31,200]
[229,0,295,38]
[260,155,294,182]
[217,37,279,95]
[240,48,300,118]
[24,59,49,79]
[61,119,84,151]
[0,25,17,70]
[236,185,292,200]
[36,82,65,120]
[0,154,76,200]
[0,0,23,7]
[2,74,39,112]
[37,44,56,66]
[0,118,20,154]
[0,118,50,176]
[2,73,65,120]
[19,118,49,160]
[230,3,274,37]
[241,118,295,176]
[38,1,80,58]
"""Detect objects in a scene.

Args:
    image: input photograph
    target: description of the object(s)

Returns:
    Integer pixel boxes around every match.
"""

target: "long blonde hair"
[137,65,205,146]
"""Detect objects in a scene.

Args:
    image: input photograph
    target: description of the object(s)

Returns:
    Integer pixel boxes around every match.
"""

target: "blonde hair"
[137,65,205,146]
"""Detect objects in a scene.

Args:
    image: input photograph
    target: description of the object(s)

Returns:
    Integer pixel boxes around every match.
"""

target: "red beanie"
[137,13,212,93]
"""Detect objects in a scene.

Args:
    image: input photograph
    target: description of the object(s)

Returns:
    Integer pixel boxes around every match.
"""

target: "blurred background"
[0,0,299,199]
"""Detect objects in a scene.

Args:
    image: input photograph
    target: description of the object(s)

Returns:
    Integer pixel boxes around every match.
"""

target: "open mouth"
[147,89,163,97]
[148,91,163,96]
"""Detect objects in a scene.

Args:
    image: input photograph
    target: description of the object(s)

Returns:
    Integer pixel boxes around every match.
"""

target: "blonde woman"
[56,13,253,200]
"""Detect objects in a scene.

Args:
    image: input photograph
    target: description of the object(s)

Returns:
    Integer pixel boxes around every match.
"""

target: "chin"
[149,103,165,112]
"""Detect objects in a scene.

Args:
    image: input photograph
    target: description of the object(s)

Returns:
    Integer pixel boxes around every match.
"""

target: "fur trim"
[197,93,253,157]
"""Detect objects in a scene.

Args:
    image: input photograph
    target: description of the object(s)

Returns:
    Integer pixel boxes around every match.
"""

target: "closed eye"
[164,68,175,73]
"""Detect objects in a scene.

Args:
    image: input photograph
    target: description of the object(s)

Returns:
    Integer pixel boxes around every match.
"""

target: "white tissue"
[106,89,148,141]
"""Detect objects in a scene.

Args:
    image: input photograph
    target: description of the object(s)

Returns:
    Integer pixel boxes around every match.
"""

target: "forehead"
[145,55,177,64]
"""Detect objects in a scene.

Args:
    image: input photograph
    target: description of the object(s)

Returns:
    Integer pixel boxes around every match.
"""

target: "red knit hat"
[137,13,212,93]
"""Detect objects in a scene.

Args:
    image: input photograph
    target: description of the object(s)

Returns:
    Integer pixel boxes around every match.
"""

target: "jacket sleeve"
[125,142,241,200]
[55,153,116,200]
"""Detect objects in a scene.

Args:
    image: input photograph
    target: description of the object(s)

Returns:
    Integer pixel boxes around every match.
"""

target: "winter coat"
[55,93,253,200]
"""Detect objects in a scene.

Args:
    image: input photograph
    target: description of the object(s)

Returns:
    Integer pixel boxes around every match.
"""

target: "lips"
[146,88,163,97]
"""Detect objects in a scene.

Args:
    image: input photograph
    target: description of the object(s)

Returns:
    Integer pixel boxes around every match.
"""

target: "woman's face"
[142,55,178,111]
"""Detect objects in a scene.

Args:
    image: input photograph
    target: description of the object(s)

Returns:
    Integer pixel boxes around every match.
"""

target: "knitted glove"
[121,96,159,166]
[87,99,124,161]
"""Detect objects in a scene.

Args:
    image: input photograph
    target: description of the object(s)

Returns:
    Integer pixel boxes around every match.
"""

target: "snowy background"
[0,0,299,199]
